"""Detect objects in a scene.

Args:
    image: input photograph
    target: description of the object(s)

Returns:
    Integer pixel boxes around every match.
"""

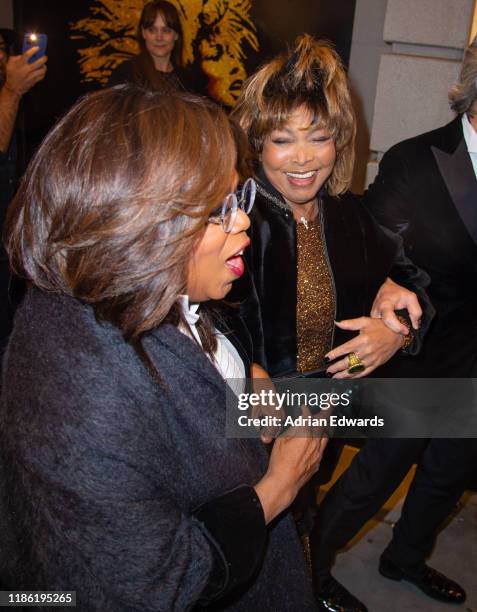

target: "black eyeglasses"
[207,178,256,233]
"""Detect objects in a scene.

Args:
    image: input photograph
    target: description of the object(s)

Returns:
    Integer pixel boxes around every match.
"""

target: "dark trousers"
[384,438,477,569]
[310,437,477,576]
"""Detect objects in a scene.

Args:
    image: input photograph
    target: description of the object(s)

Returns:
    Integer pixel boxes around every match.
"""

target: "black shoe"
[379,555,466,604]
[314,574,368,612]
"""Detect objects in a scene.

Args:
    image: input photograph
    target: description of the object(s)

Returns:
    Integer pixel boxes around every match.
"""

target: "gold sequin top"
[296,216,336,373]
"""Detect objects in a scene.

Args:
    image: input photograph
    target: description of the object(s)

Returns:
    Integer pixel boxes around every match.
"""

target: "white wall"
[348,0,473,191]
[348,0,389,192]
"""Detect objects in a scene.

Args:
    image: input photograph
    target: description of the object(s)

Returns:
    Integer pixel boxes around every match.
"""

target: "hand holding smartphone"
[4,32,48,95]
[22,33,48,64]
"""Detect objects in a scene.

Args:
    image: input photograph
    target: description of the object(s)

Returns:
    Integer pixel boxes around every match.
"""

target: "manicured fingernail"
[325,371,333,378]
[323,356,330,364]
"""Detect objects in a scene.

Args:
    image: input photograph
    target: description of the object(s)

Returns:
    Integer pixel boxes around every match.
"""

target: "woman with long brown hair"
[0,86,321,609]
[108,1,205,94]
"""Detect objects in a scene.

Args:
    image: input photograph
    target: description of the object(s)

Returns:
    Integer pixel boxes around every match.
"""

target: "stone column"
[365,0,475,188]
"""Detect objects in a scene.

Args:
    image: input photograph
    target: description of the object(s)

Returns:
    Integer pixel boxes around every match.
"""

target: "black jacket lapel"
[432,138,477,247]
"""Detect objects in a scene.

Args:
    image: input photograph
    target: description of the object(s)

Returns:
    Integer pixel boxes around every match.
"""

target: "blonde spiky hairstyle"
[232,34,356,196]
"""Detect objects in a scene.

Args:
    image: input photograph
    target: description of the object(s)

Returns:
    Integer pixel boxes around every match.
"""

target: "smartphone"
[22,33,48,64]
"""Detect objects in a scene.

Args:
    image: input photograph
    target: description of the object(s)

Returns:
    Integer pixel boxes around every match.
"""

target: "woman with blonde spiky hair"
[232,34,432,382]
[232,35,435,611]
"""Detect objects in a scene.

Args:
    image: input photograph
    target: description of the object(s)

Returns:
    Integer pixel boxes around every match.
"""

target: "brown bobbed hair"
[5,86,237,341]
[232,34,356,196]
[449,37,477,114]
[133,1,184,89]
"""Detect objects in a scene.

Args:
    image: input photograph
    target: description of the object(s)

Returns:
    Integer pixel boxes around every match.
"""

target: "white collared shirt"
[177,295,246,396]
[462,113,477,179]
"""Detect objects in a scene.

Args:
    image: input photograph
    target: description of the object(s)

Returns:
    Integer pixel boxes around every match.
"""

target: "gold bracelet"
[396,314,413,351]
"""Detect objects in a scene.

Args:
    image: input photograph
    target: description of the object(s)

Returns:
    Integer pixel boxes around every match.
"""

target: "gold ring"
[347,352,365,374]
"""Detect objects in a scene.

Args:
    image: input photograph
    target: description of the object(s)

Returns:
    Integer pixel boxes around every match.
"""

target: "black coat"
[233,176,432,378]
[0,288,316,611]
[364,117,477,376]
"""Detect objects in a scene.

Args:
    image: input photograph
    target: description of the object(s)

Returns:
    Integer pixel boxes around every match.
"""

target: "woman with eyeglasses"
[0,86,321,610]
[108,0,206,95]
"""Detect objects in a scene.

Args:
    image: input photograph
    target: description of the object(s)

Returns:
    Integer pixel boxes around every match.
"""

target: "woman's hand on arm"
[371,277,421,333]
[324,316,405,378]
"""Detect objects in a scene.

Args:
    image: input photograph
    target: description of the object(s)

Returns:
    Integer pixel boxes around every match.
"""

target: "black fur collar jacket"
[232,173,433,378]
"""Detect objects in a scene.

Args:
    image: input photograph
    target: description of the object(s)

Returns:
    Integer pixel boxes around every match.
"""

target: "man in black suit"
[312,40,477,612]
